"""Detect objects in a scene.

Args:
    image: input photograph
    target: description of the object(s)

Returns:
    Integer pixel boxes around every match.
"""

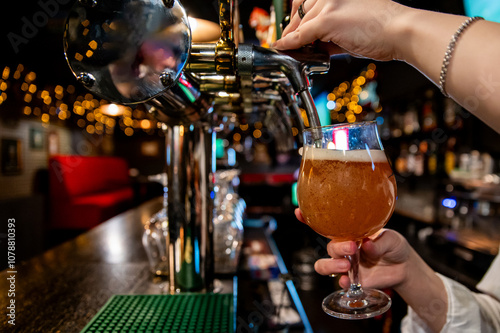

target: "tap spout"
[238,44,330,130]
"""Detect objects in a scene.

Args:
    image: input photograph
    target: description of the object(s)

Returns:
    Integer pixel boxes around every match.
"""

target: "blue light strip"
[194,238,200,274]
[233,276,238,333]
[266,233,313,333]
[286,280,313,333]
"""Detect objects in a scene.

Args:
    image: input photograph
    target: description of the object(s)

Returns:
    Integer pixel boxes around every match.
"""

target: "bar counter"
[0,198,164,332]
[1,196,396,333]
[3,192,492,332]
[1,198,317,333]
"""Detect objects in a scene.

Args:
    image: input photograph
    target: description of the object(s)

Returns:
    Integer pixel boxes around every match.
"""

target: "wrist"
[393,248,448,332]
[388,4,419,62]
[393,247,419,293]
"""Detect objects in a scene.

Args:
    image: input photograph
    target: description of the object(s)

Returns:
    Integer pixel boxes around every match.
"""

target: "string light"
[2,67,10,80]
[0,64,159,135]
[325,63,377,123]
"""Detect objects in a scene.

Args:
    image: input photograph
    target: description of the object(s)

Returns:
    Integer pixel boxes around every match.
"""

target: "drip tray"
[81,294,234,333]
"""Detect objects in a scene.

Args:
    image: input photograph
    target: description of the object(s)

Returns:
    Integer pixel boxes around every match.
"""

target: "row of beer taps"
[63,0,330,292]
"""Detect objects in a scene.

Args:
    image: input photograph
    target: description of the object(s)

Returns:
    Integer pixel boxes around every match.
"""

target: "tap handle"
[277,44,330,75]
[281,15,291,33]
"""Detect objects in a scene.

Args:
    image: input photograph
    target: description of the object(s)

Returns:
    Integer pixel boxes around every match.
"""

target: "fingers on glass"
[327,241,357,258]
[314,258,350,276]
[294,208,305,222]
[338,275,351,289]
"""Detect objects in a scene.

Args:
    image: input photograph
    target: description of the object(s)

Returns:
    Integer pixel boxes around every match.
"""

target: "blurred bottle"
[407,143,418,175]
[470,150,484,179]
[482,153,494,175]
[391,112,403,138]
[443,98,464,130]
[421,89,438,132]
[459,153,471,172]
[414,142,425,177]
[428,142,438,176]
[444,137,457,175]
[403,105,420,136]
[395,143,409,175]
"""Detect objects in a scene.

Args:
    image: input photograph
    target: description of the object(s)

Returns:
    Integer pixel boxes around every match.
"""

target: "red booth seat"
[49,155,134,229]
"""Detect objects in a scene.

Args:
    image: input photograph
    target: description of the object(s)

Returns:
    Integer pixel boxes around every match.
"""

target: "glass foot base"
[322,289,391,320]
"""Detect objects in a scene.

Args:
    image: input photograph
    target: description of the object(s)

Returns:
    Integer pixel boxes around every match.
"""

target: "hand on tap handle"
[275,0,400,60]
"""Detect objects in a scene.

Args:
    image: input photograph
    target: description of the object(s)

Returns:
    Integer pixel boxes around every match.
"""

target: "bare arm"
[274,0,500,133]
[396,8,500,132]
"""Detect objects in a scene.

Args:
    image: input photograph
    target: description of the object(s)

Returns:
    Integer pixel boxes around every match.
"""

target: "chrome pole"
[165,122,215,292]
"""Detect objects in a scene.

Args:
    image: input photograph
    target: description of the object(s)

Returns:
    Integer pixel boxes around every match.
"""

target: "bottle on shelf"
[444,137,457,176]
[414,142,425,177]
[443,98,464,130]
[421,89,438,132]
[391,112,403,138]
[395,143,409,175]
[403,104,420,136]
[407,143,418,175]
[469,150,484,179]
[427,141,438,176]
[482,153,494,175]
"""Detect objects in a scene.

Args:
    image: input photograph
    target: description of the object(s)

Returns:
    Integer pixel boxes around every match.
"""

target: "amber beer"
[297,147,397,241]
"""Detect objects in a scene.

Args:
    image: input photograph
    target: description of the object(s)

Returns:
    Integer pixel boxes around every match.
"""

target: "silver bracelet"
[439,16,484,97]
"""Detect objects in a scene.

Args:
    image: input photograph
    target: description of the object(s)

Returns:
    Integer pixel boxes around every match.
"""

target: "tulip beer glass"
[297,121,397,319]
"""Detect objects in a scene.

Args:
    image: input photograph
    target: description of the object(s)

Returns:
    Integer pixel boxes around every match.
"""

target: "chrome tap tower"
[64,0,330,292]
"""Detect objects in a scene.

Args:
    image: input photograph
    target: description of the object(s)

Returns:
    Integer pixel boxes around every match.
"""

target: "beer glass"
[297,121,397,319]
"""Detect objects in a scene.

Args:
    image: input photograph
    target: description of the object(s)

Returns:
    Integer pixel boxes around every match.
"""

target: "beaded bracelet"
[439,16,484,97]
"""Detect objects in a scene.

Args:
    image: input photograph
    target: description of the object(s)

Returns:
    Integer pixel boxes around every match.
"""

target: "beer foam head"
[303,147,388,163]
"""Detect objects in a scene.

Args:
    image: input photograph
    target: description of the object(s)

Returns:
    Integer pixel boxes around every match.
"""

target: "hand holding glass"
[297,122,397,319]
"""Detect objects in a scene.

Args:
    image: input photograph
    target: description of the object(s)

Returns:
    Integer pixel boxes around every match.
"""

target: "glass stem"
[347,241,364,298]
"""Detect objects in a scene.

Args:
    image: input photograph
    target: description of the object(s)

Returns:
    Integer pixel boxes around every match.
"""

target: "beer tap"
[236,44,329,130]
[63,0,331,293]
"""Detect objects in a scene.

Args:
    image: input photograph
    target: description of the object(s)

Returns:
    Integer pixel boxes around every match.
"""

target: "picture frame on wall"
[29,128,44,150]
[1,138,22,175]
[47,131,60,156]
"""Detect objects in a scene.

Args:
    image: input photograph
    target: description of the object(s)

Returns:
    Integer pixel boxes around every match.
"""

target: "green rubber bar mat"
[81,294,234,333]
